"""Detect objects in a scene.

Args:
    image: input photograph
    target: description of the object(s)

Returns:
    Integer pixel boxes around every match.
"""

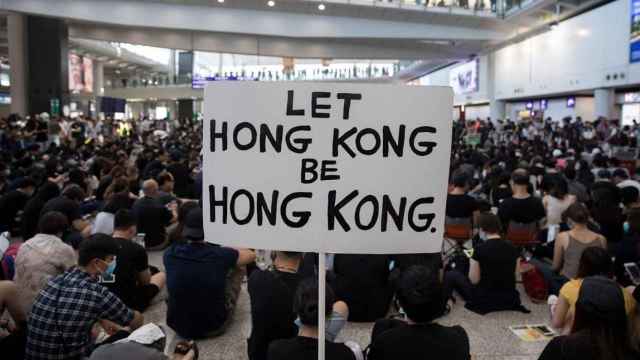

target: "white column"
[8,13,28,116]
[594,88,615,119]
[93,60,104,96]
[490,100,506,122]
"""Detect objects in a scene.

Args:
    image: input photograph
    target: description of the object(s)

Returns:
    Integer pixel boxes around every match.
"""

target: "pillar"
[94,60,104,96]
[27,16,69,115]
[594,88,616,119]
[8,13,28,116]
[490,100,506,122]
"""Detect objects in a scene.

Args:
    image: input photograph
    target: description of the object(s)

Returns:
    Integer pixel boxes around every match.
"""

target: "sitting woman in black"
[443,213,527,315]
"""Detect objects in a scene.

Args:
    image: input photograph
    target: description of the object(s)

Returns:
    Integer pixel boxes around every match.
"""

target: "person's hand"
[99,319,130,335]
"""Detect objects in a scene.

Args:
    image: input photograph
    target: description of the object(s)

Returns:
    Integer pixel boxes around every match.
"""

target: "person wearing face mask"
[25,234,144,360]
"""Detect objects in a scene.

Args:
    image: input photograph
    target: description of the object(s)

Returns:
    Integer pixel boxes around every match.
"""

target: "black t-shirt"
[473,238,518,292]
[21,197,46,240]
[103,237,149,309]
[41,196,82,223]
[247,269,301,360]
[332,254,392,322]
[497,196,545,227]
[539,332,638,360]
[0,190,29,230]
[268,337,355,360]
[446,194,478,219]
[167,162,192,198]
[35,120,48,142]
[132,197,172,248]
[368,323,470,360]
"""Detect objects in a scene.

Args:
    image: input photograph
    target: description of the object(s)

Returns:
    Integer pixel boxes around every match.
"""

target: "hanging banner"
[203,82,452,254]
[631,0,640,63]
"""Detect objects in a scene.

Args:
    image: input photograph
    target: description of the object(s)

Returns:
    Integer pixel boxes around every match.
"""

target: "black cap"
[577,276,626,320]
[182,207,204,240]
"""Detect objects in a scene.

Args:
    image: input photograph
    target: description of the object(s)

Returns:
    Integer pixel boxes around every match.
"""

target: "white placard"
[203,82,452,254]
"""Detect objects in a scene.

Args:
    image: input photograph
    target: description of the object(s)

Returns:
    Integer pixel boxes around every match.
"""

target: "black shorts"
[130,284,160,312]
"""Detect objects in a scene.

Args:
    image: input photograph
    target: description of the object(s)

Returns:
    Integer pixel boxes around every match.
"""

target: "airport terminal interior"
[2,0,640,359]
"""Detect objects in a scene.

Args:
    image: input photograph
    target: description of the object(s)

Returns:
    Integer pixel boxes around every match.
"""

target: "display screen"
[449,59,479,95]
[631,0,640,63]
[69,53,93,93]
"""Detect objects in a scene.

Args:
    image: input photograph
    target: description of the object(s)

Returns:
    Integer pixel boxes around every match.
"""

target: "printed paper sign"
[203,82,452,254]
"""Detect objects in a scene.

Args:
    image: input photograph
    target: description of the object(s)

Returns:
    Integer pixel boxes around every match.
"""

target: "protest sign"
[203,82,452,254]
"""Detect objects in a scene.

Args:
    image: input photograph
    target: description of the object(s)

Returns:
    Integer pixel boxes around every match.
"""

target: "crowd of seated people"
[0,111,639,360]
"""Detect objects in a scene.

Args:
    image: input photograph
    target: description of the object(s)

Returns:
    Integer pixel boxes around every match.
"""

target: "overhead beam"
[69,22,484,60]
[2,0,504,41]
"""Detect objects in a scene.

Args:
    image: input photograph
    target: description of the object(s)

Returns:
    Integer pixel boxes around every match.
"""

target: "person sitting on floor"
[132,179,177,250]
[367,265,471,360]
[101,209,166,312]
[0,280,28,360]
[248,251,350,360]
[539,276,639,360]
[267,279,357,360]
[25,234,144,360]
[443,213,527,315]
[14,211,76,315]
[531,203,607,295]
[164,207,255,339]
[332,254,392,322]
[551,247,636,334]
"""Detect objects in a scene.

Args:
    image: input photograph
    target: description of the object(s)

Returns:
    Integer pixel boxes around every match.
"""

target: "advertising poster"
[449,59,479,95]
[631,0,640,63]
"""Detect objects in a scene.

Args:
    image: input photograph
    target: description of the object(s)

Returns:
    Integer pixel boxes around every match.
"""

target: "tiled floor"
[146,251,549,360]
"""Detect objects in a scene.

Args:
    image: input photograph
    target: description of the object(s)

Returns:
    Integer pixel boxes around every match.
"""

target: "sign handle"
[318,252,326,360]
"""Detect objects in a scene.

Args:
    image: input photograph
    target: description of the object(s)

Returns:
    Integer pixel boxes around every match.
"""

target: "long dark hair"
[572,291,634,360]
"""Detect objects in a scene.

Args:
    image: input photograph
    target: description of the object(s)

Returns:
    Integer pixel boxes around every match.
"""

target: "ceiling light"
[267,0,275,7]
[218,0,224,3]
[318,3,325,10]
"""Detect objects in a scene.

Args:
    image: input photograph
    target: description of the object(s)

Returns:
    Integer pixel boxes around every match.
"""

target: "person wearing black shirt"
[368,265,471,360]
[591,171,624,245]
[498,170,546,230]
[332,254,392,322]
[21,181,60,240]
[446,171,479,220]
[102,210,166,312]
[267,279,357,360]
[247,251,303,360]
[538,276,638,360]
[166,153,193,199]
[0,177,35,233]
[132,179,176,250]
[443,214,525,315]
[40,184,91,246]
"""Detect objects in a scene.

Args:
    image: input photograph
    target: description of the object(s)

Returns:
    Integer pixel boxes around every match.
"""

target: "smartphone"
[99,274,116,284]
[533,325,555,337]
[624,263,640,285]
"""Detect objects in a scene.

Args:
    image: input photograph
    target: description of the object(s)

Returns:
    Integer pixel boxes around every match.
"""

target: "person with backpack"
[443,213,527,314]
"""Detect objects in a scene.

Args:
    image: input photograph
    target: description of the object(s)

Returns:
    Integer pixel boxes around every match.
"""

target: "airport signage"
[202,83,453,254]
[631,0,640,63]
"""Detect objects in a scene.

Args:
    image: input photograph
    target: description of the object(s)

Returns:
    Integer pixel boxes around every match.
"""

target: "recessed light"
[217,0,224,3]
[318,3,325,10]
[267,0,275,7]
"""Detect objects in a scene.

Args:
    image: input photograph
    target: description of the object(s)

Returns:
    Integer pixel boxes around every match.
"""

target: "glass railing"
[106,62,404,89]
[304,0,503,16]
